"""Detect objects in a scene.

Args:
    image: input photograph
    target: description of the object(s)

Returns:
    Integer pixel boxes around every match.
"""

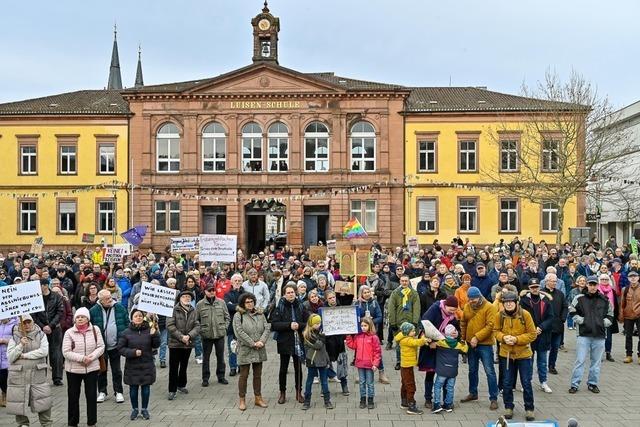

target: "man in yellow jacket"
[493,291,537,422]
[459,286,499,410]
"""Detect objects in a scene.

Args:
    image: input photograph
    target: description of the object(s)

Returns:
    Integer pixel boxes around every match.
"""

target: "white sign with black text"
[137,282,178,317]
[0,280,45,320]
[199,234,237,262]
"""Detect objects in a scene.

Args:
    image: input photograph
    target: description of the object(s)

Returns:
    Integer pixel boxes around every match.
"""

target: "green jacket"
[388,286,420,328]
[196,297,230,339]
[90,303,129,339]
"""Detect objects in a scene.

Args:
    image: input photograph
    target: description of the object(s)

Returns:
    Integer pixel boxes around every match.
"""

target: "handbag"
[92,327,107,373]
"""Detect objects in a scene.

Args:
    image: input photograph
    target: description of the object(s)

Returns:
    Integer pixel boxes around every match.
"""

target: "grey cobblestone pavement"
[2,327,640,427]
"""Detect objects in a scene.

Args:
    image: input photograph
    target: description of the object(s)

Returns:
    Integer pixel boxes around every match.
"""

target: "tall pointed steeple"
[107,24,123,90]
[134,44,144,88]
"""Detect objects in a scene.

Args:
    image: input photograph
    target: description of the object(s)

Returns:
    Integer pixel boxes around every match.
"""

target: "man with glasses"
[388,274,420,370]
[568,275,614,394]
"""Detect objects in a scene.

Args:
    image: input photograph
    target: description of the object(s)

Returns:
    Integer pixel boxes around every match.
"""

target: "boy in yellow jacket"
[394,322,428,415]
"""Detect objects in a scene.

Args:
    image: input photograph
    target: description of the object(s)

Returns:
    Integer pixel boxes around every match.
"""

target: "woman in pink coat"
[345,316,382,409]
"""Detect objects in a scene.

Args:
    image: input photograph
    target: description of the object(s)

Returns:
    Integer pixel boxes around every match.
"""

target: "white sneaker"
[313,377,319,384]
[330,377,341,383]
[96,392,107,403]
[540,382,553,393]
[115,392,125,403]
[195,357,203,365]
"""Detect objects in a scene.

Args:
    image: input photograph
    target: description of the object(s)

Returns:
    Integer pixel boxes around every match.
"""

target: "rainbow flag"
[343,217,368,239]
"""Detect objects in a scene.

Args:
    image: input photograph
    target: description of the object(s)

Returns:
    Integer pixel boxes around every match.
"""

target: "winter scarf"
[438,300,456,333]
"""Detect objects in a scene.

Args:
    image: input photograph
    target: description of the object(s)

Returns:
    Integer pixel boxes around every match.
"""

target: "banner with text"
[326,240,337,256]
[137,282,178,317]
[320,306,359,336]
[0,280,45,320]
[104,246,126,263]
[199,234,237,262]
[171,237,200,253]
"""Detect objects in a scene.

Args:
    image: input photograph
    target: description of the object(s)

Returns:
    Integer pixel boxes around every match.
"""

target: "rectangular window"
[351,137,375,171]
[268,137,289,172]
[418,141,436,172]
[500,199,519,233]
[157,138,180,172]
[458,198,478,233]
[99,144,116,174]
[97,200,115,233]
[542,202,559,232]
[155,201,180,232]
[418,198,437,233]
[350,200,377,232]
[305,137,329,172]
[202,137,226,172]
[20,145,37,175]
[19,200,37,233]
[500,140,518,172]
[459,140,477,172]
[59,145,77,174]
[542,140,559,171]
[242,137,262,172]
[58,200,77,233]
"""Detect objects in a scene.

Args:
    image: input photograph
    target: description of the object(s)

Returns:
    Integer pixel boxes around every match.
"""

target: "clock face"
[258,19,271,31]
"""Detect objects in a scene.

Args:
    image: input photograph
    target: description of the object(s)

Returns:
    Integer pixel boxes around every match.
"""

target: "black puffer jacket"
[117,322,160,386]
[570,290,614,339]
[270,298,307,355]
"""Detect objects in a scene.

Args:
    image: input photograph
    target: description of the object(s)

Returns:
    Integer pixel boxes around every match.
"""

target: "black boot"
[324,393,334,409]
[400,398,409,409]
[367,397,374,409]
[301,397,311,410]
[606,352,615,362]
[359,397,367,409]
[341,381,350,396]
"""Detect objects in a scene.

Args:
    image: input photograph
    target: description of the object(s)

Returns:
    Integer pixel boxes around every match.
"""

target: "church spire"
[107,24,123,90]
[134,44,144,88]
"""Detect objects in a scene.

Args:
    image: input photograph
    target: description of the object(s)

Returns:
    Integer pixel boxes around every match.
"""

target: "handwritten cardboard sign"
[309,246,328,261]
[137,282,178,317]
[339,252,355,276]
[320,306,359,336]
[199,234,237,262]
[82,233,95,244]
[0,281,45,320]
[326,240,337,256]
[30,237,44,255]
[334,280,356,295]
[171,236,200,253]
[408,236,419,254]
[104,247,126,263]
[355,251,371,276]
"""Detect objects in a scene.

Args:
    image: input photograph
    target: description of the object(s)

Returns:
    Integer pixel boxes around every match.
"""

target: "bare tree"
[482,70,639,244]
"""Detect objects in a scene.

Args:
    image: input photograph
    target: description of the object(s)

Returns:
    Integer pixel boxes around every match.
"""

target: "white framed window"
[418,141,436,172]
[304,122,329,172]
[459,140,477,172]
[156,123,180,172]
[500,140,518,172]
[350,121,376,171]
[542,202,559,232]
[500,199,519,233]
[268,122,289,172]
[58,200,77,233]
[99,144,115,174]
[20,145,37,175]
[97,200,115,233]
[202,122,226,172]
[418,199,437,232]
[155,201,180,232]
[19,201,37,233]
[458,198,478,233]
[242,122,263,172]
[542,140,559,171]
[350,200,377,232]
[59,146,77,174]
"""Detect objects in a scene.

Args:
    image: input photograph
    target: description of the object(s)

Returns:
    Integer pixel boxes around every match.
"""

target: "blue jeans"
[159,328,168,363]
[433,375,456,408]
[358,368,375,398]
[194,335,203,359]
[605,327,613,353]
[548,333,563,369]
[570,336,605,388]
[567,312,574,328]
[304,367,329,400]
[500,356,534,411]
[467,345,499,401]
[227,334,237,370]
[532,349,548,383]
[129,384,150,410]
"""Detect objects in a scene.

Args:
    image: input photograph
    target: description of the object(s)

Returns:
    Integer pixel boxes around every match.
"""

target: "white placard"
[104,246,126,263]
[320,306,359,336]
[326,240,337,256]
[410,277,421,290]
[0,280,45,320]
[171,236,200,253]
[408,236,419,254]
[137,281,177,317]
[199,234,237,262]
[112,243,132,255]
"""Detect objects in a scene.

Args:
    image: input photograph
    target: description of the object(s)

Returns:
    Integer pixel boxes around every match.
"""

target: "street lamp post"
[407,185,414,244]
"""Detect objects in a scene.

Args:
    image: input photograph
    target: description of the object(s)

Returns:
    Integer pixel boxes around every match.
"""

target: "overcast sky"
[1,0,638,107]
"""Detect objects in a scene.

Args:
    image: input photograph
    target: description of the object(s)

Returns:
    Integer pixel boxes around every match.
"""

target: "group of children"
[302,313,467,415]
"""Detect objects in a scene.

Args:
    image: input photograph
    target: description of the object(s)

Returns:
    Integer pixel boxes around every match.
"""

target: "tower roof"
[107,24,123,90]
[135,45,144,88]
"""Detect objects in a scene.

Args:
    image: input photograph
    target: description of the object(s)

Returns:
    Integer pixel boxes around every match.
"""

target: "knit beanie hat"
[444,324,457,338]
[74,307,91,321]
[467,286,481,299]
[400,322,415,336]
[308,314,322,328]
[444,296,459,308]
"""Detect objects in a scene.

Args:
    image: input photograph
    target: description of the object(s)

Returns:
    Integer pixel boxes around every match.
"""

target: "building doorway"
[202,206,227,234]
[245,200,286,255]
[304,205,329,248]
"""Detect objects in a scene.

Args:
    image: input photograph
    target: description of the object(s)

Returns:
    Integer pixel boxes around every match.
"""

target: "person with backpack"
[301,314,334,410]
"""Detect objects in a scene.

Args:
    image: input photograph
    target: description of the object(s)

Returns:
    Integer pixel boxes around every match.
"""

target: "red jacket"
[346,332,382,369]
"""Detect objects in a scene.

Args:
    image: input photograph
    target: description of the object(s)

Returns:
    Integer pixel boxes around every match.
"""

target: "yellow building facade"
[0,90,130,250]
[403,88,584,245]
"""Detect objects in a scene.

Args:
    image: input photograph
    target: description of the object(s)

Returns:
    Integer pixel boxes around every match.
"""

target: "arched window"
[156,123,180,172]
[242,122,263,172]
[304,122,329,172]
[202,122,226,172]
[268,122,289,172]
[350,121,375,171]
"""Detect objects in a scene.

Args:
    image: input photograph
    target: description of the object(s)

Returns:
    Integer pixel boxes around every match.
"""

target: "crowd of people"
[1,233,639,425]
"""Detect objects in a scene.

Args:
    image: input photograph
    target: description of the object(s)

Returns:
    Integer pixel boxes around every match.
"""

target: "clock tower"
[251,1,280,64]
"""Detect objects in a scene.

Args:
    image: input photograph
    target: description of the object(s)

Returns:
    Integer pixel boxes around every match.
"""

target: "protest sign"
[170,236,200,253]
[309,246,327,261]
[335,240,352,253]
[355,251,371,275]
[199,234,237,262]
[320,306,359,336]
[326,240,337,256]
[334,280,356,295]
[137,282,178,317]
[113,243,132,255]
[82,233,95,244]
[0,280,45,320]
[338,251,354,276]
[410,277,421,290]
[104,246,126,263]
[30,237,44,255]
[408,236,419,254]
[421,320,445,341]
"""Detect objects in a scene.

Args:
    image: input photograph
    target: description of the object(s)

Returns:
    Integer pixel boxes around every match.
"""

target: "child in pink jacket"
[346,316,382,409]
